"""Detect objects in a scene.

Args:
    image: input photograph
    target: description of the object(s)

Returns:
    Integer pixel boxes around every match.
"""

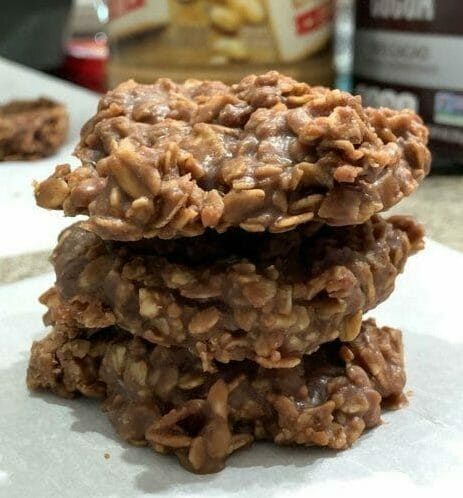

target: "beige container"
[107,0,333,86]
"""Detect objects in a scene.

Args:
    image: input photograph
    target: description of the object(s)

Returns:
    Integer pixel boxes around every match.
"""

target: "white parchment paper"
[1,239,462,498]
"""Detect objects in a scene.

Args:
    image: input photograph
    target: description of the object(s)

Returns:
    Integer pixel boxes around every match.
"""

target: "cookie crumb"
[104,453,110,460]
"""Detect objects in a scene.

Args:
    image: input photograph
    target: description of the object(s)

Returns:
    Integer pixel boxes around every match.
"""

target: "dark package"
[353,0,463,172]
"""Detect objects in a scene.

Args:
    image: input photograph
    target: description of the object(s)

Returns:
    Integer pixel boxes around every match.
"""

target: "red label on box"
[109,0,145,20]
[295,3,331,35]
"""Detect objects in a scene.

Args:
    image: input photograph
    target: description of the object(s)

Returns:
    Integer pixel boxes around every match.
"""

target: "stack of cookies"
[28,72,430,473]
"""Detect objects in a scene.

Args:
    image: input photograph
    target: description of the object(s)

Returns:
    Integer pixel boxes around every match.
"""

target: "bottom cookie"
[27,319,406,474]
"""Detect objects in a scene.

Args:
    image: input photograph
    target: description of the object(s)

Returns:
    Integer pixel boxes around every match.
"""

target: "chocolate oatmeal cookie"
[27,318,406,474]
[34,72,430,240]
[0,98,68,160]
[42,214,423,370]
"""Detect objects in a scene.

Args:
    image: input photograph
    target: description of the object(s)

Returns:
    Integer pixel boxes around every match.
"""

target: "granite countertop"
[388,175,463,251]
[0,176,462,285]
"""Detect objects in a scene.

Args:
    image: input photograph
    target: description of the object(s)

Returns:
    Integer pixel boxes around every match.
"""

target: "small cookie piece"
[0,98,68,160]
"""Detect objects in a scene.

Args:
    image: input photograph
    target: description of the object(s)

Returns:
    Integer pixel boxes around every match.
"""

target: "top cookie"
[35,71,430,241]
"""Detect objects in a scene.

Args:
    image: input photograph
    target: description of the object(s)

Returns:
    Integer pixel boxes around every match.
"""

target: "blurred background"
[0,0,461,284]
